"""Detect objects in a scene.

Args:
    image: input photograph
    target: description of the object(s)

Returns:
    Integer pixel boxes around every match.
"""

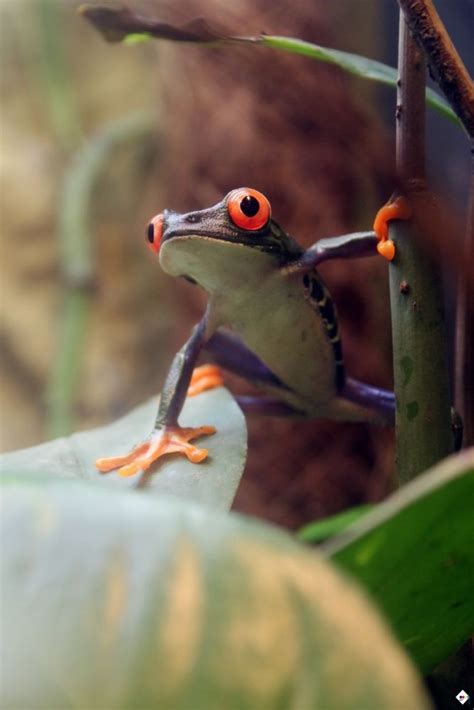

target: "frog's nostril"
[147,213,164,254]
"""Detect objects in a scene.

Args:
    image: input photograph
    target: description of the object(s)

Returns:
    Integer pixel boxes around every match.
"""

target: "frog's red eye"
[227,188,271,231]
[146,213,163,253]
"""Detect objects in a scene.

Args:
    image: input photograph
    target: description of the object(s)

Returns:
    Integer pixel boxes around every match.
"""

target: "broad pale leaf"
[0,387,247,511]
[1,477,429,709]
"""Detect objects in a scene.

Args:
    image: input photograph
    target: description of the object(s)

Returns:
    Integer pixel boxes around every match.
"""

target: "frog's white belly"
[212,273,338,413]
[161,234,346,416]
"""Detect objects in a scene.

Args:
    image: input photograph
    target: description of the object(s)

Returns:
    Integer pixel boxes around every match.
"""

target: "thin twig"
[454,144,474,447]
[396,14,426,184]
[398,0,474,138]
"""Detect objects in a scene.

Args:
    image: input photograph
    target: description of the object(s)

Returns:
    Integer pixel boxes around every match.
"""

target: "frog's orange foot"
[373,196,412,261]
[95,424,216,478]
[187,364,224,397]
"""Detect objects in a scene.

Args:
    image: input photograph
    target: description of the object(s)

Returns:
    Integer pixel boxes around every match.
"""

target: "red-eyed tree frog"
[96,188,409,484]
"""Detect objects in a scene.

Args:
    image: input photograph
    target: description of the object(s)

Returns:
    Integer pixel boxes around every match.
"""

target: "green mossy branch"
[389,17,453,482]
[395,0,474,447]
[389,220,453,481]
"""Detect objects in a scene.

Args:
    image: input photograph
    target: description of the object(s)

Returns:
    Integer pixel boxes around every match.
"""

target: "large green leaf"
[324,448,474,673]
[0,387,247,511]
[298,504,373,543]
[1,476,429,709]
[79,4,459,126]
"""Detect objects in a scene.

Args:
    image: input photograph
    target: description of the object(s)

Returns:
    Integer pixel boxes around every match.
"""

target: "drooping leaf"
[260,36,457,125]
[298,503,374,543]
[79,4,458,126]
[78,5,230,43]
[324,448,474,673]
[1,476,429,709]
[0,387,247,511]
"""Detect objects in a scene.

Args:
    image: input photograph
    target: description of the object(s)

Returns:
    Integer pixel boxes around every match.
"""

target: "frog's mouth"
[160,224,294,258]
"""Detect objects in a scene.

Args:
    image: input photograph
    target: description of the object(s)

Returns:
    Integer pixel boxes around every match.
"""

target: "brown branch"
[396,13,426,184]
[398,0,474,138]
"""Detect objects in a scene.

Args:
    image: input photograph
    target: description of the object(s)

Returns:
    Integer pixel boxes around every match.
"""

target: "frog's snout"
[146,213,164,254]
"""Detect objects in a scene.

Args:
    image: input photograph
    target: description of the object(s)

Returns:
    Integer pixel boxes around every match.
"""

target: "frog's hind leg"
[235,395,304,417]
[187,364,224,396]
[205,330,287,389]
[205,331,303,416]
[334,377,395,425]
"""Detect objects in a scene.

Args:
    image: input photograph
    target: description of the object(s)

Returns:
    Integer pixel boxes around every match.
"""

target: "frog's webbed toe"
[95,424,216,479]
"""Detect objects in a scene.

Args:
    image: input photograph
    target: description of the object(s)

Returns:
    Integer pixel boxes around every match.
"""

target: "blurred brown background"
[1,0,471,529]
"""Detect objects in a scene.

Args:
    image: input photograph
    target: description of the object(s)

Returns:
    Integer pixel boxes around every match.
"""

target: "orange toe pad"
[95,424,216,478]
[373,196,412,261]
[187,364,224,397]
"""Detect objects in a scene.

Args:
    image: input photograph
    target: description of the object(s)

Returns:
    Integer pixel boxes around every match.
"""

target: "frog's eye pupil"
[147,223,155,243]
[240,195,260,218]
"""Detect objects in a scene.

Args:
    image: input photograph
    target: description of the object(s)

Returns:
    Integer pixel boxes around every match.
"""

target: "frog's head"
[146,188,302,292]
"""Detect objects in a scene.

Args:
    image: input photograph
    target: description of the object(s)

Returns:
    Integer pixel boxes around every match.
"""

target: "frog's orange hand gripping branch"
[373,196,412,261]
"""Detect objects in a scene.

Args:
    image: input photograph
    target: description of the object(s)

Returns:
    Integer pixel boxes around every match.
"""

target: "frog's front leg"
[286,231,378,275]
[96,312,217,484]
[286,197,412,274]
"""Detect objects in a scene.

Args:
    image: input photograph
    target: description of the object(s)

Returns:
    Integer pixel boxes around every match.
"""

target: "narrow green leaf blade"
[324,449,474,672]
[0,387,247,511]
[79,6,459,126]
[298,504,374,543]
[1,477,429,709]
[261,36,458,125]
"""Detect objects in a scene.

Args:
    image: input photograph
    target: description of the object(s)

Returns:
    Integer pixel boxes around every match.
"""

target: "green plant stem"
[47,113,154,439]
[36,0,82,152]
[47,292,90,437]
[388,15,453,483]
